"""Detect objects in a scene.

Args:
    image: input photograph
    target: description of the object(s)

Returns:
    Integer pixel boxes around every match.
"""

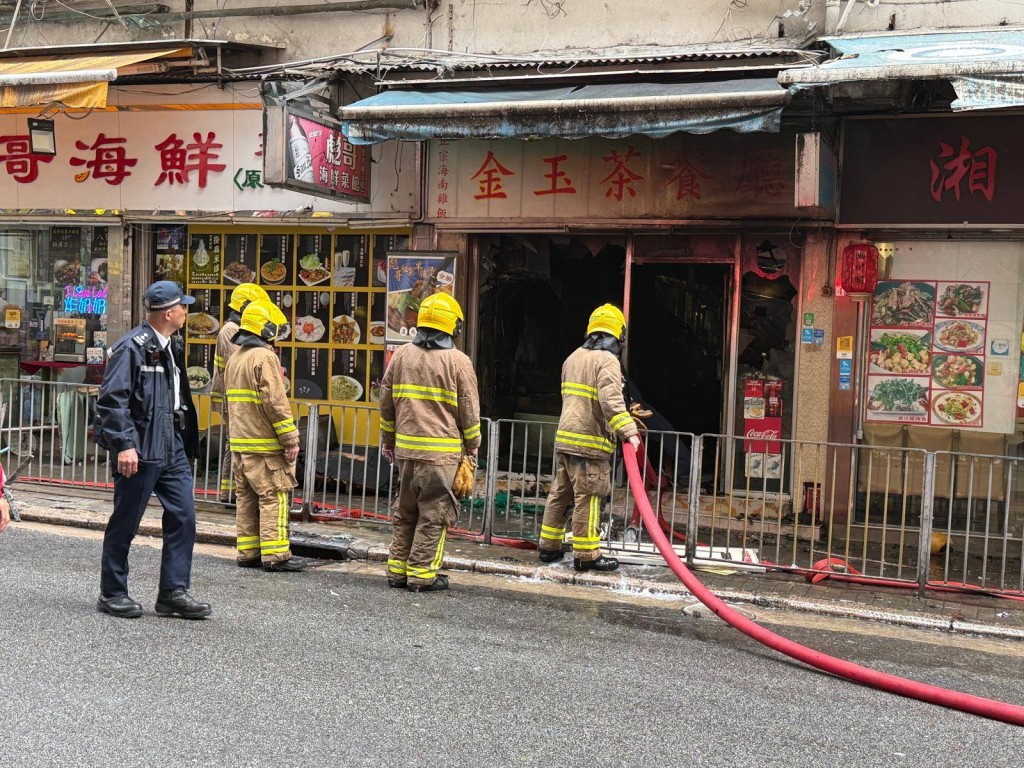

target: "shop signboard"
[0,107,414,215]
[865,279,989,428]
[426,133,796,222]
[841,115,1024,225]
[263,104,371,203]
[384,251,458,345]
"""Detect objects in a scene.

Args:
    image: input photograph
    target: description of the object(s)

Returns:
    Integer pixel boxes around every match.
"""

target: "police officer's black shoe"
[263,556,309,573]
[573,556,620,573]
[97,594,144,619]
[407,574,449,593]
[538,548,565,563]
[155,588,212,619]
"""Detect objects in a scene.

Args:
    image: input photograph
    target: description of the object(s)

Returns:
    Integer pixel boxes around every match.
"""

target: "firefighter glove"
[452,455,477,500]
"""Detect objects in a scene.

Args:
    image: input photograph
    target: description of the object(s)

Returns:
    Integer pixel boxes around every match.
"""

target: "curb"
[18,506,1024,642]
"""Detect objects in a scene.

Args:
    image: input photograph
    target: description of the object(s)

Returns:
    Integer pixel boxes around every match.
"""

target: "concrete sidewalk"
[11,484,1024,641]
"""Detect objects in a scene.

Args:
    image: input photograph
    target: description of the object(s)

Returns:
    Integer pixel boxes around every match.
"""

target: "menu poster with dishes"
[293,348,327,400]
[88,228,108,286]
[222,233,258,286]
[186,343,213,395]
[50,226,84,287]
[332,349,366,402]
[368,294,386,346]
[292,290,331,344]
[154,225,187,285]
[866,280,988,428]
[331,292,366,346]
[187,289,222,340]
[278,347,294,397]
[295,236,332,288]
[368,351,385,404]
[333,235,369,287]
[189,234,223,286]
[385,252,457,344]
[373,234,410,287]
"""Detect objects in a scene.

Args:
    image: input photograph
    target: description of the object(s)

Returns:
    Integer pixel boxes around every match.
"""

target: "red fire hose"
[622,443,1024,727]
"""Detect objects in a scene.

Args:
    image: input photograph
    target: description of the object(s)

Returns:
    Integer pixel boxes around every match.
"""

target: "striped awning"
[0,48,191,109]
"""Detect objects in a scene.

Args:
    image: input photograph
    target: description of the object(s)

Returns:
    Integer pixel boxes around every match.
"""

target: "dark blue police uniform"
[94,322,200,598]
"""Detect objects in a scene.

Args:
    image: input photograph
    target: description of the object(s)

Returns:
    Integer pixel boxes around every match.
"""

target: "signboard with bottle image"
[263,104,371,203]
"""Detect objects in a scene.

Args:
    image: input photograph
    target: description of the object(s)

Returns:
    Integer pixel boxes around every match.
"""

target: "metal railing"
[5,376,1024,599]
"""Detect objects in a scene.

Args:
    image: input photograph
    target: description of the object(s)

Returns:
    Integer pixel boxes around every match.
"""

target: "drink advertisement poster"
[282,108,370,203]
[866,280,988,429]
[385,251,458,345]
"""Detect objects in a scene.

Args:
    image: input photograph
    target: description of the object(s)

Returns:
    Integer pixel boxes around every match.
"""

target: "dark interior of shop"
[477,234,625,420]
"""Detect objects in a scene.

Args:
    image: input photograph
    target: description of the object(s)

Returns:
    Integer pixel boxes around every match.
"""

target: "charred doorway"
[627,263,729,437]
[476,234,625,420]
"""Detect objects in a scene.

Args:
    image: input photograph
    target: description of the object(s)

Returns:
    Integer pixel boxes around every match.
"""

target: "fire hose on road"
[621,442,1024,727]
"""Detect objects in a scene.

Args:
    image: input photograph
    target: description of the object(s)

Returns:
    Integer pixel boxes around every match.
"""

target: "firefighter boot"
[407,574,450,593]
[573,555,619,573]
[264,556,310,573]
[538,548,565,563]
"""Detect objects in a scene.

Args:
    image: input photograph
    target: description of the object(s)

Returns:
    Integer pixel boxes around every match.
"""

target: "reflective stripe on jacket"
[210,318,240,407]
[554,346,638,459]
[224,345,298,455]
[379,342,480,464]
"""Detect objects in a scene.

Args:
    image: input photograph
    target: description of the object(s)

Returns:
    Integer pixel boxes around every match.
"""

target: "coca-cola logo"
[745,428,780,440]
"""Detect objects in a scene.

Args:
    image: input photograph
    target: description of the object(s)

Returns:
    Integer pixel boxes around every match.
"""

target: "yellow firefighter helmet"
[417,292,464,336]
[229,283,270,313]
[240,299,288,342]
[587,304,626,341]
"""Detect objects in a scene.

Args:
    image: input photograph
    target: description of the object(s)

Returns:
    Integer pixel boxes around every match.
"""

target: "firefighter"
[538,304,642,572]
[379,292,480,593]
[224,299,308,572]
[210,282,270,504]
[94,281,211,619]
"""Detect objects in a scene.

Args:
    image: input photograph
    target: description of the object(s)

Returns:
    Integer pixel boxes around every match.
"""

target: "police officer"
[94,281,212,619]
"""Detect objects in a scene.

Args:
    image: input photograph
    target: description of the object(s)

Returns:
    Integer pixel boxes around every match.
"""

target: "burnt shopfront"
[836,114,1024,534]
[424,132,830,494]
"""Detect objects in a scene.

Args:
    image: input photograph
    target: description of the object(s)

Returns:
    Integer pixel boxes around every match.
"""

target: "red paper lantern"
[839,243,879,300]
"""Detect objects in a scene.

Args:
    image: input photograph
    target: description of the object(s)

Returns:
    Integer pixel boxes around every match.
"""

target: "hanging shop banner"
[865,279,989,428]
[426,133,796,222]
[183,230,408,404]
[0,106,412,215]
[840,115,1024,225]
[385,251,458,345]
[263,104,371,203]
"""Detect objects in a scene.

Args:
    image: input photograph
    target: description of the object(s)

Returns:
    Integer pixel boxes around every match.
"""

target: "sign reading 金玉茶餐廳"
[426,133,797,222]
[840,115,1024,225]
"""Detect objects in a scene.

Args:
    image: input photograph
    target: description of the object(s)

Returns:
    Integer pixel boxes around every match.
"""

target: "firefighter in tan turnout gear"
[210,282,270,503]
[379,292,481,593]
[224,299,308,573]
[538,304,642,572]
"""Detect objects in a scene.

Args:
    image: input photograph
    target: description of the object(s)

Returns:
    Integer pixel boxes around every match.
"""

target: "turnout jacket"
[210,311,241,406]
[224,343,299,455]
[94,323,199,462]
[379,342,481,464]
[554,346,638,460]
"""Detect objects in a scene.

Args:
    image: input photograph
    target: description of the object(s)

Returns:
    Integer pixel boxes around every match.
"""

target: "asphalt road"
[1,522,1022,767]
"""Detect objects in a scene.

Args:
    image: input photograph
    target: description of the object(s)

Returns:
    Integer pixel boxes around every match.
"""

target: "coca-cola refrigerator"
[743,376,783,480]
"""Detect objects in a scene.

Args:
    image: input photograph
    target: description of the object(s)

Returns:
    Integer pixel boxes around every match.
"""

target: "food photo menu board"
[180,228,406,404]
[866,280,989,428]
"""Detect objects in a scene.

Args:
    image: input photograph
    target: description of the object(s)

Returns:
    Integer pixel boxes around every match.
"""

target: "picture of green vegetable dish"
[867,378,929,414]
[932,354,982,389]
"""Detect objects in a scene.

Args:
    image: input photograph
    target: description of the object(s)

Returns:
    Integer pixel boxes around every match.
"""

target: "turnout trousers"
[100,431,197,596]
[217,408,235,503]
[388,460,459,587]
[233,452,297,566]
[538,452,611,563]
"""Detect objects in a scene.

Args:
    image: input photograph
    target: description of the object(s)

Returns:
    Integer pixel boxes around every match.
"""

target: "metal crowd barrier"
[6,377,1024,599]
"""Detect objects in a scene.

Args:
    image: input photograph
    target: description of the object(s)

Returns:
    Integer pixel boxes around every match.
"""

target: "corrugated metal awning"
[339,78,791,144]
[0,48,192,109]
[778,30,1024,110]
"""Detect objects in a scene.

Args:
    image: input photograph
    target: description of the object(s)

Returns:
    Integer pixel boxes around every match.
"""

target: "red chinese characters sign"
[841,116,1024,225]
[426,134,796,221]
